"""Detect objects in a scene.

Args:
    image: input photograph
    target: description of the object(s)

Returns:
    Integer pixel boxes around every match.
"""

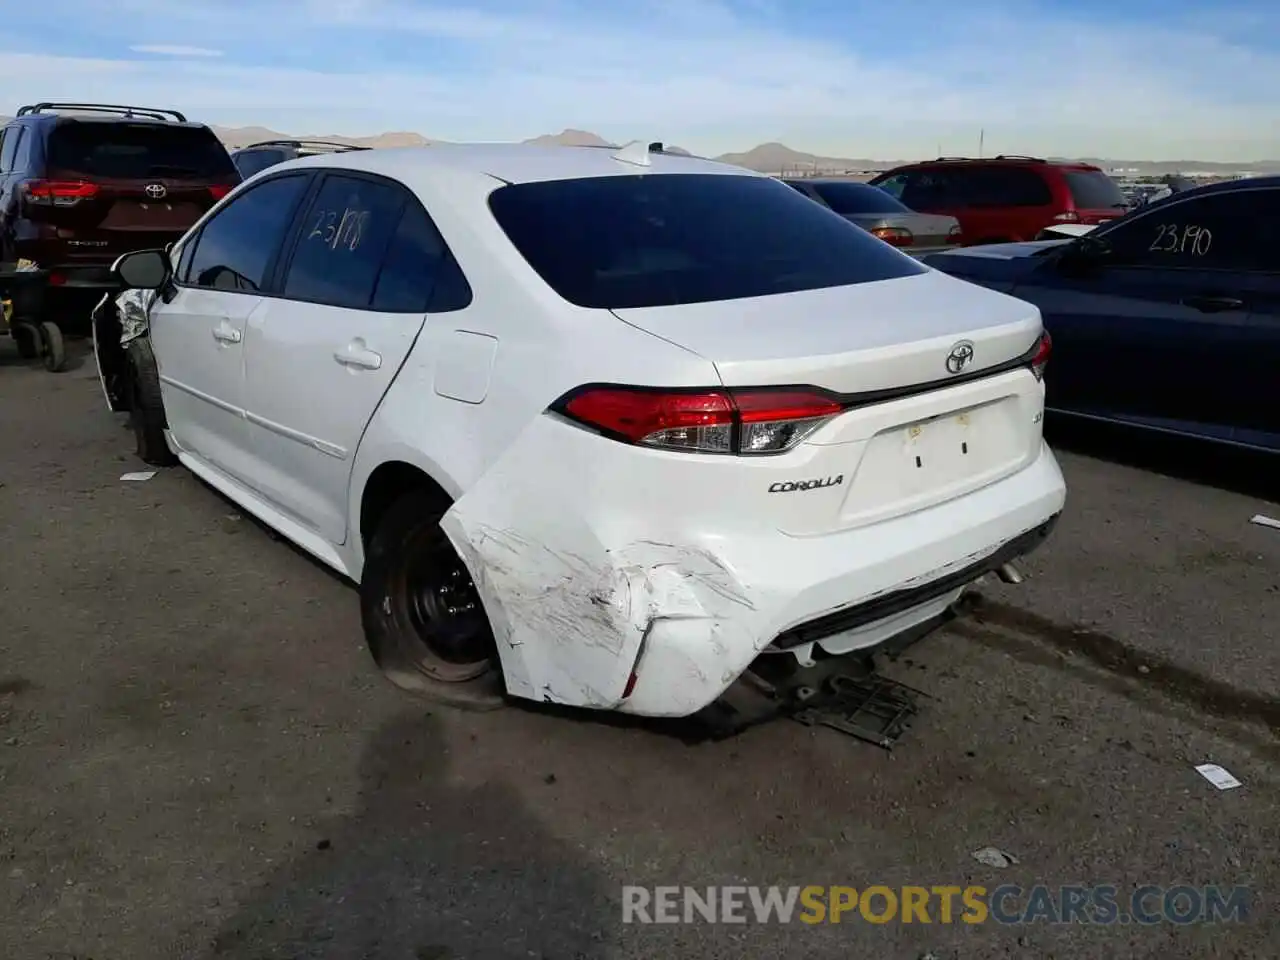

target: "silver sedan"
[783,178,962,255]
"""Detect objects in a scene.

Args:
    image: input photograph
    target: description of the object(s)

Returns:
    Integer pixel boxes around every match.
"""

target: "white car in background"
[97,141,1066,719]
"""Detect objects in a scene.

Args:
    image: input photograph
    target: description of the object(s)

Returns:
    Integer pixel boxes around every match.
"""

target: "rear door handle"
[1182,295,1245,313]
[211,321,242,344]
[334,341,382,370]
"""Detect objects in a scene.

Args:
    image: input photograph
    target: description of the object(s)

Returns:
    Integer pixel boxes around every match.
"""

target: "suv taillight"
[209,185,235,201]
[21,179,99,206]
[554,386,844,455]
[1029,331,1052,380]
[871,226,913,247]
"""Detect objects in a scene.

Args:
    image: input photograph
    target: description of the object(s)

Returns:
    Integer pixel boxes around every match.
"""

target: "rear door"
[1010,187,1268,434]
[241,172,470,543]
[39,119,240,261]
[150,172,311,482]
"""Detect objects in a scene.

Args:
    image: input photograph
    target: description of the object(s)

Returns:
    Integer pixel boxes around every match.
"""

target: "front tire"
[126,339,177,466]
[361,490,498,694]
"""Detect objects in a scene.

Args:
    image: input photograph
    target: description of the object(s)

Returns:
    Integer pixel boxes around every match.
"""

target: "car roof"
[888,157,1102,173]
[273,142,756,185]
[796,178,880,186]
[1132,174,1280,211]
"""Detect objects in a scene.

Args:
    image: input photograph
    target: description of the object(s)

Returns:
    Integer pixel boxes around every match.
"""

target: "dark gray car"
[230,139,369,179]
[782,178,962,254]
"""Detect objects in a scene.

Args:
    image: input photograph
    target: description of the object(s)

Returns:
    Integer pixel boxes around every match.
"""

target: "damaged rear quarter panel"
[438,417,758,711]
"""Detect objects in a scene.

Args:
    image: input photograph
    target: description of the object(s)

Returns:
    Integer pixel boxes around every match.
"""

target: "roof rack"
[16,101,187,123]
[241,139,370,152]
[929,154,1048,164]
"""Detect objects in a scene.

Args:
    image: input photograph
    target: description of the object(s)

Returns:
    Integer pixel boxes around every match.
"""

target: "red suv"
[868,156,1129,245]
[0,102,239,336]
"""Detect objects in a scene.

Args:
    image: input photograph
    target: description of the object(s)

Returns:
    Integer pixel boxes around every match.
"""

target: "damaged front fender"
[92,288,156,413]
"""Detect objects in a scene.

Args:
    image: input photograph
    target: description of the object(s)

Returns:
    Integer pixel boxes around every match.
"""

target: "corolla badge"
[946,340,975,375]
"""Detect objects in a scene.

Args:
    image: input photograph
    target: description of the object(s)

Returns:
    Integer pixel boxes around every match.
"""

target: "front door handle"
[1182,295,1244,313]
[211,321,242,344]
[334,340,382,370]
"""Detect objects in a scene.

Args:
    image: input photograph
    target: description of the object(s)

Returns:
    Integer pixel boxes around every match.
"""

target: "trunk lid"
[846,212,958,249]
[610,268,1041,394]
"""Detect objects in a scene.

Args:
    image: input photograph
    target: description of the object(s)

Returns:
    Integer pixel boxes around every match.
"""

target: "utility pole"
[978,129,985,158]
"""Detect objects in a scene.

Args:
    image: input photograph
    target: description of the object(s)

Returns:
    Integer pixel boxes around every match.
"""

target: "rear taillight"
[871,226,914,247]
[1029,331,1052,380]
[1051,210,1081,223]
[21,179,99,206]
[556,386,844,455]
[946,224,963,244]
[209,185,235,201]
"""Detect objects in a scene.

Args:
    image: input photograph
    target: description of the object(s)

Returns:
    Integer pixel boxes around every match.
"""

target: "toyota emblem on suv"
[144,183,167,199]
[946,340,975,374]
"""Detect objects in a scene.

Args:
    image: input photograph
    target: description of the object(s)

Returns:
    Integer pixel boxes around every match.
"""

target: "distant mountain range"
[3,116,1276,175]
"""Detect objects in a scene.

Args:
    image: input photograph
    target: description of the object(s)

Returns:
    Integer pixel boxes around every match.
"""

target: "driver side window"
[1101,191,1257,271]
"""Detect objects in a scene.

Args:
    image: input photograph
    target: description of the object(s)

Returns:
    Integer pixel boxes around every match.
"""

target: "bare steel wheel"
[361,489,497,690]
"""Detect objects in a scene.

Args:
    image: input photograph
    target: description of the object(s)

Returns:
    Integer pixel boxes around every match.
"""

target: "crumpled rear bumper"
[440,411,1066,719]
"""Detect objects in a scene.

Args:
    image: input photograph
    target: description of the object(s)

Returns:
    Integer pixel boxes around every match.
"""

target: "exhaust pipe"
[995,561,1025,584]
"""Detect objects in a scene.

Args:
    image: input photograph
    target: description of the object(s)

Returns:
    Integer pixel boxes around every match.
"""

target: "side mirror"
[112,249,171,290]
[1056,235,1111,274]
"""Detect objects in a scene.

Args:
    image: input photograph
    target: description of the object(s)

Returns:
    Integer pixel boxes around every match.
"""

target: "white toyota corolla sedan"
[95,141,1066,719]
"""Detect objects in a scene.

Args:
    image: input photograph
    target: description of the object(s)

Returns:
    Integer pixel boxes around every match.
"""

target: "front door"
[241,172,464,543]
[149,172,311,482]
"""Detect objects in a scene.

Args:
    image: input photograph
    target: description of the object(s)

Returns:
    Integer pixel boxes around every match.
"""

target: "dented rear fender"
[438,416,761,713]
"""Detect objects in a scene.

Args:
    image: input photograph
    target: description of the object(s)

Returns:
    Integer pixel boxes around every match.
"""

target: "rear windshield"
[1064,171,1127,210]
[46,121,238,180]
[811,181,909,215]
[487,174,926,310]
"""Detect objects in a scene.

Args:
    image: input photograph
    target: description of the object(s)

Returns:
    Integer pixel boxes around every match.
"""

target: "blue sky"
[2,0,1278,159]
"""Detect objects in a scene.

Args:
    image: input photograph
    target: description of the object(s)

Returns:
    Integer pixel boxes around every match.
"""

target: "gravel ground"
[1,342,1276,960]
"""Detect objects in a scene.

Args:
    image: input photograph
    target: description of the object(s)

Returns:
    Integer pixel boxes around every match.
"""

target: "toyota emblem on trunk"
[144,183,167,199]
[946,340,975,374]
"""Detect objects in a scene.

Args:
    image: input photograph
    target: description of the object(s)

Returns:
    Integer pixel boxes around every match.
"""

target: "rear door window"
[898,171,959,209]
[810,182,909,215]
[487,173,925,310]
[46,121,238,180]
[1064,171,1127,210]
[185,174,310,292]
[280,174,408,309]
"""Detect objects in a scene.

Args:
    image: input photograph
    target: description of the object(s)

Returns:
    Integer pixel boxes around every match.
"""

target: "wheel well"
[359,462,453,546]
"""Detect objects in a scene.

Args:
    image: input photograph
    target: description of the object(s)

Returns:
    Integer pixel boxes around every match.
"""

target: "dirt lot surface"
[1,343,1277,960]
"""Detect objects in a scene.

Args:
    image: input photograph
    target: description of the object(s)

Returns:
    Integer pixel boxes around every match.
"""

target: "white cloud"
[3,0,1279,160]
[129,44,224,57]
